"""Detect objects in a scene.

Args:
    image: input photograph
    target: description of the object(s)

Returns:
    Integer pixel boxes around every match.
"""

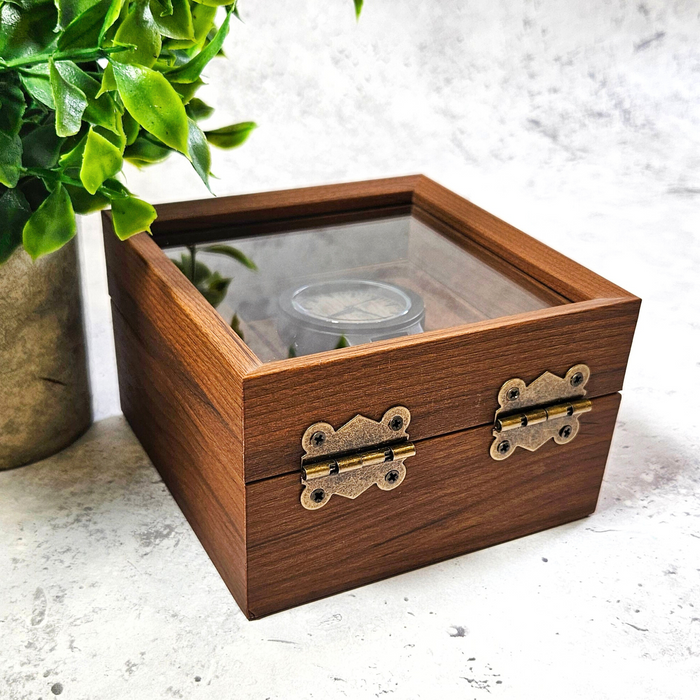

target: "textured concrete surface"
[0,240,91,469]
[2,0,699,697]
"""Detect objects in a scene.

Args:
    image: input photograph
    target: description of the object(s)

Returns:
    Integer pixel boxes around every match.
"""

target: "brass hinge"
[300,406,415,510]
[490,364,592,460]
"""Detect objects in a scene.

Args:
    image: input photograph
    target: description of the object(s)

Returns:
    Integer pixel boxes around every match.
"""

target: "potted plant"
[0,0,364,469]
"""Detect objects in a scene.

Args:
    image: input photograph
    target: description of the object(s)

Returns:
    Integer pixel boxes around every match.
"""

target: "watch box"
[102,176,640,619]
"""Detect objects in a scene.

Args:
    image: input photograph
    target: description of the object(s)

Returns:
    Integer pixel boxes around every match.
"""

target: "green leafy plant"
[0,0,362,266]
[1,0,256,264]
[172,243,255,337]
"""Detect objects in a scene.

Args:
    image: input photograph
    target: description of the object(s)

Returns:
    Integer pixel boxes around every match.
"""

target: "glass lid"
[161,214,562,362]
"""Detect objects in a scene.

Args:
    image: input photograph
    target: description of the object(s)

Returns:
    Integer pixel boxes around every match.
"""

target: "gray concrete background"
[2,1,699,698]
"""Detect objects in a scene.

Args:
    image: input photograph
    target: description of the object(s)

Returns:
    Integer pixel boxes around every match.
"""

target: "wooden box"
[102,176,640,619]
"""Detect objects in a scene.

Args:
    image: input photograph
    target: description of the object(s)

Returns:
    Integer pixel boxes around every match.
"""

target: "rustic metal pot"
[0,239,91,470]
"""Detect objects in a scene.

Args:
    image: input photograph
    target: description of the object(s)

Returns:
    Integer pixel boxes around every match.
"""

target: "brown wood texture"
[152,205,413,249]
[245,393,621,618]
[242,295,639,482]
[103,219,259,613]
[148,176,420,239]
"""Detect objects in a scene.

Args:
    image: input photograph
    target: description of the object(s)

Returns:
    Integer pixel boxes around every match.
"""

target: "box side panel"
[103,224,254,614]
[103,225,258,487]
[112,306,248,612]
[245,393,620,618]
[243,297,639,482]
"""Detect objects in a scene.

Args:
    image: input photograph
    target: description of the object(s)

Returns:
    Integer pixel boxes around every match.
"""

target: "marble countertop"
[2,1,698,698]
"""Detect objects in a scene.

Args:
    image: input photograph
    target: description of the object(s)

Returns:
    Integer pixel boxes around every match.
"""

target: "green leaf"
[20,66,54,110]
[19,176,49,212]
[335,335,350,349]
[123,135,171,166]
[166,6,233,83]
[100,176,130,197]
[353,0,363,20]
[150,0,193,40]
[186,118,210,190]
[191,259,212,285]
[65,183,110,214]
[54,0,98,29]
[112,2,162,68]
[202,244,257,270]
[21,121,65,167]
[4,0,56,10]
[172,78,204,105]
[205,121,256,149]
[111,61,190,154]
[22,183,76,260]
[198,270,230,307]
[49,59,88,137]
[0,188,31,263]
[96,63,117,97]
[154,0,173,15]
[171,251,194,280]
[185,97,213,121]
[0,132,22,187]
[122,110,140,145]
[54,61,120,132]
[0,2,57,61]
[80,127,122,194]
[94,121,126,152]
[0,82,26,136]
[110,194,157,239]
[167,3,214,49]
[230,313,244,340]
[57,0,123,51]
[99,0,125,40]
[192,0,235,7]
[58,132,87,167]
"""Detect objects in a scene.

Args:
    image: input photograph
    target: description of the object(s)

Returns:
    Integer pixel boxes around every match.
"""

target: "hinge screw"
[311,431,326,446]
[497,440,511,454]
[570,372,584,388]
[506,387,520,401]
[389,415,404,431]
[385,470,400,484]
[310,488,325,503]
[559,425,573,439]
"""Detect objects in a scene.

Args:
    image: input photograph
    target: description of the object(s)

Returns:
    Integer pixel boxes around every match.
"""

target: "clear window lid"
[161,214,562,362]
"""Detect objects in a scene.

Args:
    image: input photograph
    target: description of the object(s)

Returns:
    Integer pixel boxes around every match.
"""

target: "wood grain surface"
[242,295,639,482]
[245,393,621,618]
[104,219,258,613]
[148,176,420,239]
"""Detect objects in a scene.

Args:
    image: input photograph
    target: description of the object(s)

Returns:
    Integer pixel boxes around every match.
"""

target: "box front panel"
[243,297,638,482]
[244,393,620,618]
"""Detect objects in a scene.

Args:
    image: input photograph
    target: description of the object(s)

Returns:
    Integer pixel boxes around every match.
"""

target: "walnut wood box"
[102,176,640,619]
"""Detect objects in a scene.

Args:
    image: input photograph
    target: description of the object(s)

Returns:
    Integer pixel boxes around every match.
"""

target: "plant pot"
[0,238,91,470]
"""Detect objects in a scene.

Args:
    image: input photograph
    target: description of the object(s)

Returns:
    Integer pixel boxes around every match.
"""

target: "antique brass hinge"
[490,364,592,460]
[300,406,415,510]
